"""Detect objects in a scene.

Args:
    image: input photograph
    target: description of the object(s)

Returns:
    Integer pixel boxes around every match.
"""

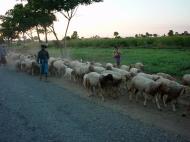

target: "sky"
[0,0,190,39]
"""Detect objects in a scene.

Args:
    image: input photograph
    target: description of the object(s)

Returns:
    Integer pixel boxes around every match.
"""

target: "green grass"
[47,47,190,77]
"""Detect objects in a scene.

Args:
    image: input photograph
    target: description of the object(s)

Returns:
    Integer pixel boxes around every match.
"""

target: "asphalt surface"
[0,67,189,142]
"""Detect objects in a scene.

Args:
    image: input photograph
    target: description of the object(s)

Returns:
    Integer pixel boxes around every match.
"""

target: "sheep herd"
[7,51,190,112]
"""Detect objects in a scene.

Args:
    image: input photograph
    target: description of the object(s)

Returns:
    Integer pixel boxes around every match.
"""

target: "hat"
[41,44,47,49]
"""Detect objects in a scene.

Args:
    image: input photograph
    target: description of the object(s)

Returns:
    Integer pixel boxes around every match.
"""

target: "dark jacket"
[37,49,49,64]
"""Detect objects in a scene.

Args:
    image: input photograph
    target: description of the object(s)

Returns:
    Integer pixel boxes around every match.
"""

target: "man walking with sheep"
[37,44,49,81]
[0,42,7,66]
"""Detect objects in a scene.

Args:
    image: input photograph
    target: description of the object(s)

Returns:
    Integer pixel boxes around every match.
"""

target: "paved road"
[0,67,189,142]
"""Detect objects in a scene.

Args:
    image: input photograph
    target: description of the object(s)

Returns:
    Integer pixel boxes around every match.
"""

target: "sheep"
[129,75,161,110]
[31,61,40,76]
[62,58,71,67]
[101,70,123,99]
[106,63,113,70]
[94,62,103,67]
[68,60,82,69]
[72,62,92,82]
[64,67,74,80]
[129,67,141,76]
[156,77,186,111]
[135,62,144,70]
[15,59,22,71]
[7,52,21,61]
[20,58,36,74]
[120,65,130,71]
[48,57,57,76]
[52,59,66,77]
[83,72,102,99]
[138,72,160,81]
[90,66,106,74]
[157,72,176,81]
[112,68,132,87]
[129,62,144,71]
[182,74,190,86]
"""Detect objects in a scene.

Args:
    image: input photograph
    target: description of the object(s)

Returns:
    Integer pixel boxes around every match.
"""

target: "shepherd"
[37,44,49,81]
[0,43,7,66]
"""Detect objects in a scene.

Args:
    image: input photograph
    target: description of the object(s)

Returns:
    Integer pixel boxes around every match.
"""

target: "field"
[47,47,190,77]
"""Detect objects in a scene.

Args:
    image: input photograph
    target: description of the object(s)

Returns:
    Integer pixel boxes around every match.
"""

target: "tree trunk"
[44,26,48,44]
[30,29,34,41]
[61,18,71,57]
[64,18,71,48]
[36,26,41,43]
[50,24,59,41]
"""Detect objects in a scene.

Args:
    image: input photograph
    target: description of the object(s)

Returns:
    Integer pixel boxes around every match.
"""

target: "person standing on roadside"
[113,46,121,67]
[37,44,49,80]
[0,43,7,66]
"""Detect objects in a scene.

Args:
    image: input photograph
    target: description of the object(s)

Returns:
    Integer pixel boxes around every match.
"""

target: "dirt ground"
[7,46,190,139]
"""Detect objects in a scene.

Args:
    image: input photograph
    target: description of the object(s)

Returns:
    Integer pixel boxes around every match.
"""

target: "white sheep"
[135,62,144,71]
[53,59,66,77]
[129,67,141,76]
[72,62,92,82]
[138,72,160,81]
[91,66,106,74]
[129,75,161,110]
[120,65,130,71]
[182,74,190,86]
[93,62,103,67]
[83,72,102,99]
[156,72,176,81]
[156,77,186,111]
[106,63,113,70]
[64,67,74,80]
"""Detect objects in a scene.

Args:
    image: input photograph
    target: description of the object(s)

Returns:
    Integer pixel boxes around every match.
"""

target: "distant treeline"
[62,36,190,48]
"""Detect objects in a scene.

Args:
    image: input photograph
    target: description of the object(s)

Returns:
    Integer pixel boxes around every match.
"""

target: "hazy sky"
[0,0,190,39]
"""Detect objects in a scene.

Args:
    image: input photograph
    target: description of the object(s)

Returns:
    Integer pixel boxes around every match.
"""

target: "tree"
[145,32,149,37]
[168,30,174,36]
[1,3,57,43]
[71,31,79,39]
[135,34,138,38]
[0,11,19,42]
[114,31,119,38]
[153,34,158,37]
[175,32,179,36]
[24,0,103,56]
[183,31,189,36]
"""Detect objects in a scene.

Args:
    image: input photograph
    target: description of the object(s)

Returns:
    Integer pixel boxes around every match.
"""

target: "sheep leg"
[100,89,105,102]
[172,100,177,112]
[100,93,105,102]
[143,92,148,106]
[129,90,133,101]
[172,103,176,112]
[129,88,137,101]
[163,95,168,107]
[155,94,161,110]
[135,91,139,102]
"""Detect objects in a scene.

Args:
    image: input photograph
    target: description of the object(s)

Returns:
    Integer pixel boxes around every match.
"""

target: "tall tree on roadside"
[25,0,103,56]
[0,10,19,43]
